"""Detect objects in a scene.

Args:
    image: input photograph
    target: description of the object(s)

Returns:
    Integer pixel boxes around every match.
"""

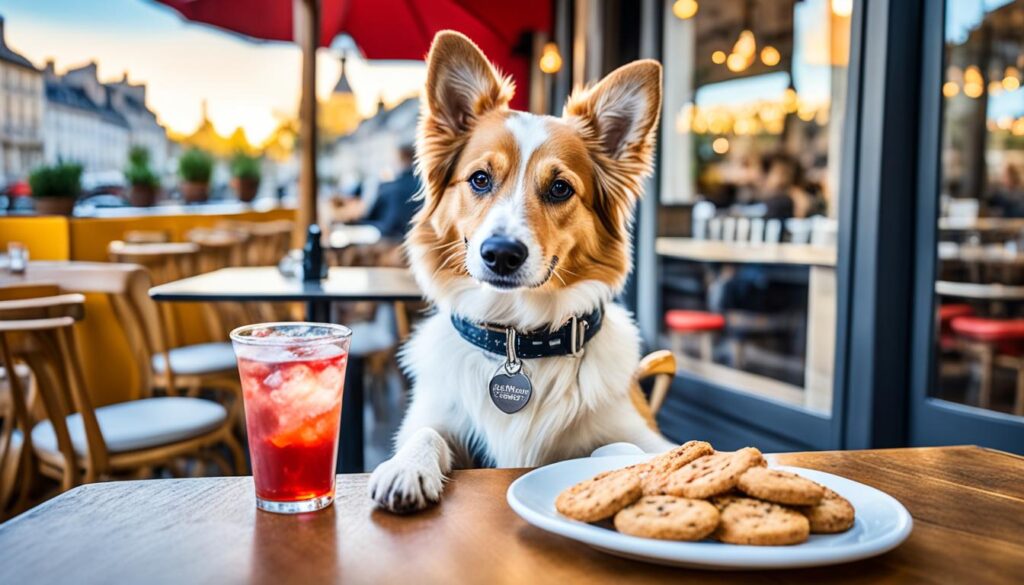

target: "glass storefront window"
[932,0,1024,417]
[657,0,851,414]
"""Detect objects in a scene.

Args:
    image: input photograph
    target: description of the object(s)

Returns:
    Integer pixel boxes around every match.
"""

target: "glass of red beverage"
[230,322,351,514]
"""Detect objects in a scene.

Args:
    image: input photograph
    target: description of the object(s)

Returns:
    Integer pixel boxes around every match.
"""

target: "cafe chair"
[665,309,725,361]
[949,316,1024,415]
[108,240,199,286]
[633,350,678,421]
[0,293,244,496]
[20,263,245,425]
[123,229,171,244]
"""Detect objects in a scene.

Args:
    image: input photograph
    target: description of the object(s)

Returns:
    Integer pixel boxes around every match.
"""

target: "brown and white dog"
[369,31,673,513]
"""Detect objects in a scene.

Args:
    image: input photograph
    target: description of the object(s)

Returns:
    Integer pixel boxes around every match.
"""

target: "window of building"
[931,0,1024,419]
[657,0,851,414]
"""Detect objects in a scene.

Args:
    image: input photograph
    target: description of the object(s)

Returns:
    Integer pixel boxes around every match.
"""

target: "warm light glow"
[988,80,1003,96]
[712,137,730,154]
[734,30,756,57]
[673,0,699,20]
[942,81,959,98]
[1012,118,1024,136]
[760,45,781,67]
[712,50,727,64]
[963,66,984,99]
[997,117,1013,131]
[831,0,853,17]
[783,88,799,113]
[797,106,816,122]
[726,53,746,72]
[1004,67,1021,91]
[539,42,562,74]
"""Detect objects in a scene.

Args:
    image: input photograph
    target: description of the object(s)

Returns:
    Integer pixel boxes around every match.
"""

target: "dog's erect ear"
[424,31,514,134]
[563,60,662,165]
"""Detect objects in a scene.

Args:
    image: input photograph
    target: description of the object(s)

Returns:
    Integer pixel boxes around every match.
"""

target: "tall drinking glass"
[230,322,351,514]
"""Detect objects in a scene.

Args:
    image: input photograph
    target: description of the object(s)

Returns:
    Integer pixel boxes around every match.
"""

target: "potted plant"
[230,152,261,203]
[125,146,160,207]
[29,162,82,216]
[178,148,214,204]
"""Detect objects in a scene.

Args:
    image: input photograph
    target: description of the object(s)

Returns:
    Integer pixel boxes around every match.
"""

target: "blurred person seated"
[356,145,422,240]
[987,163,1024,218]
[756,152,819,219]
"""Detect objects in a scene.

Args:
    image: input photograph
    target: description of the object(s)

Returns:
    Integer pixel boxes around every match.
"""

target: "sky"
[1,0,426,144]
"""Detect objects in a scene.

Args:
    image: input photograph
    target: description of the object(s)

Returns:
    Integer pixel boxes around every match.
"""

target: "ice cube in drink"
[231,323,351,514]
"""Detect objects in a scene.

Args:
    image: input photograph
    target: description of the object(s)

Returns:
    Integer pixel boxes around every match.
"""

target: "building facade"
[0,16,44,186]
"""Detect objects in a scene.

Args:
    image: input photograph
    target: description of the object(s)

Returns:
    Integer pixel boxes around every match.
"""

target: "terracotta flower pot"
[33,197,76,216]
[129,183,158,207]
[232,177,260,203]
[180,181,209,204]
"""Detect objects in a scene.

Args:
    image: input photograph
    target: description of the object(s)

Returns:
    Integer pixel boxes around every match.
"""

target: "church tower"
[321,53,361,137]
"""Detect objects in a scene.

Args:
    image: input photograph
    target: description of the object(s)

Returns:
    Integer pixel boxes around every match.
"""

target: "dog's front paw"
[368,456,446,514]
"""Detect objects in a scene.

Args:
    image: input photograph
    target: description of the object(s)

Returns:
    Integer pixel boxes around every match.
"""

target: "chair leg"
[648,374,672,415]
[669,332,683,358]
[978,345,993,409]
[699,333,714,362]
[223,432,247,475]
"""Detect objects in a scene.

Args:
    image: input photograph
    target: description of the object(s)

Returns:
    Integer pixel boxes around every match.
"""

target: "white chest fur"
[398,303,643,467]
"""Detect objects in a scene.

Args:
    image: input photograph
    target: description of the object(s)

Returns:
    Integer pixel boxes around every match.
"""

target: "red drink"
[231,323,351,514]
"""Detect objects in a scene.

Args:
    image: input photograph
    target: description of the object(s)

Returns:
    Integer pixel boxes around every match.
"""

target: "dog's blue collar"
[450,306,604,359]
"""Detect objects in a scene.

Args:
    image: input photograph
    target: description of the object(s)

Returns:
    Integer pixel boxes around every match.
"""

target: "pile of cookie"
[554,441,854,545]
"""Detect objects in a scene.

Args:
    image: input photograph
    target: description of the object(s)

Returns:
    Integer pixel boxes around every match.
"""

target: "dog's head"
[407,31,661,319]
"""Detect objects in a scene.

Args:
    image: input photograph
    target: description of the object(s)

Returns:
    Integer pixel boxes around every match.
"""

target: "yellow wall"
[2,208,295,407]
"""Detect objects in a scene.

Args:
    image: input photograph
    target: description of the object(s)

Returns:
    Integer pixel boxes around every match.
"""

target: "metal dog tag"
[489,366,533,414]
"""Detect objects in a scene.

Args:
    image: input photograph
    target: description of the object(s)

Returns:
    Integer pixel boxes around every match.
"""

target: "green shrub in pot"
[229,151,261,203]
[125,146,160,207]
[178,148,214,204]
[29,161,82,216]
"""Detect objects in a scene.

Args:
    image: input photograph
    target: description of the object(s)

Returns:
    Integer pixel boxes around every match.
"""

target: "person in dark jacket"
[360,145,422,239]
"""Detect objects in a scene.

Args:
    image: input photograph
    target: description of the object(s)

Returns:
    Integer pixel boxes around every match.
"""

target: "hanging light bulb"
[942,81,960,98]
[712,137,730,155]
[988,80,1003,96]
[712,50,727,65]
[760,45,781,67]
[538,42,562,74]
[734,29,756,57]
[673,0,699,20]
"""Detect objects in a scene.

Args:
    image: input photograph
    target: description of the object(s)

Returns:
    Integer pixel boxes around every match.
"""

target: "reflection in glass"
[934,0,1024,418]
[657,0,850,414]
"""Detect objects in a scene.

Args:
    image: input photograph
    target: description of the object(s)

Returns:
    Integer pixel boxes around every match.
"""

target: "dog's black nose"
[481,236,528,276]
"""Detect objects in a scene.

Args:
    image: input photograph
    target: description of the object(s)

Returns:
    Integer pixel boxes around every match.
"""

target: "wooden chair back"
[123,230,170,244]
[216,220,292,266]
[108,241,199,285]
[186,228,249,272]
[0,294,101,489]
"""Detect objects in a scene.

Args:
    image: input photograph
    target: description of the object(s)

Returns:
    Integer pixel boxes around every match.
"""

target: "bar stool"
[665,309,725,361]
[950,316,1024,415]
[938,303,974,351]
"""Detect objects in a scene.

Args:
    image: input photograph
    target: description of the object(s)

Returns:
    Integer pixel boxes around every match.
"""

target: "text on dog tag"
[489,368,533,414]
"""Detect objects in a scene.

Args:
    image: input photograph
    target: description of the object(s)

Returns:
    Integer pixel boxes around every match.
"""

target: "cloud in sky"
[3,0,425,143]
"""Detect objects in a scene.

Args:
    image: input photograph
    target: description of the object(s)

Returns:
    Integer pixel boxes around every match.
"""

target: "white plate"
[507,454,913,570]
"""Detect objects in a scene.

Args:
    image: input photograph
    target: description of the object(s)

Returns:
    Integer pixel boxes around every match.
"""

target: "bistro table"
[935,280,1024,301]
[0,446,1019,584]
[150,266,423,473]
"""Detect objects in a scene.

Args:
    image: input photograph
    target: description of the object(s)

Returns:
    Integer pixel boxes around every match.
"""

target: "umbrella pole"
[294,0,320,248]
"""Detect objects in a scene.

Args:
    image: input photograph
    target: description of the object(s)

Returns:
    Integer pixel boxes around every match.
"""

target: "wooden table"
[656,238,837,414]
[150,266,422,473]
[1,446,1019,584]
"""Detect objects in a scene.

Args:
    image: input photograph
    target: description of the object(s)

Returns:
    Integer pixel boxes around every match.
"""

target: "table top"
[938,243,1024,265]
[1,446,1020,585]
[149,266,422,302]
[656,238,837,267]
[935,280,1024,300]
[939,217,1024,232]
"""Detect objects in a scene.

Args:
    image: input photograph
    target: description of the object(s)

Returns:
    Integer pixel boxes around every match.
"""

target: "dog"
[369,31,674,513]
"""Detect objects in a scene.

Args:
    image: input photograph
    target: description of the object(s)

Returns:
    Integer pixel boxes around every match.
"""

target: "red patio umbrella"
[156,0,551,243]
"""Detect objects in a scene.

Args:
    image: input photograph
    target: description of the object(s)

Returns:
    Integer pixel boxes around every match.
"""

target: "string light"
[760,45,781,67]
[712,50,727,65]
[942,81,960,98]
[538,42,562,74]
[712,137,730,154]
[988,80,1003,96]
[1004,67,1021,91]
[673,0,699,20]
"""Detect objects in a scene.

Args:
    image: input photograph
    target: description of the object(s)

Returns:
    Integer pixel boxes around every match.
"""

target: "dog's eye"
[547,179,574,202]
[469,171,492,194]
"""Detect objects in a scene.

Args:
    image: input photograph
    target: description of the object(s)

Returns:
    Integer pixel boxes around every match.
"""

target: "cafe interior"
[0,0,1022,579]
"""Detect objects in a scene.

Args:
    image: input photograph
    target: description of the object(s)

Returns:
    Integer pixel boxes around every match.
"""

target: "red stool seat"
[938,304,974,324]
[950,317,1024,342]
[665,310,725,333]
